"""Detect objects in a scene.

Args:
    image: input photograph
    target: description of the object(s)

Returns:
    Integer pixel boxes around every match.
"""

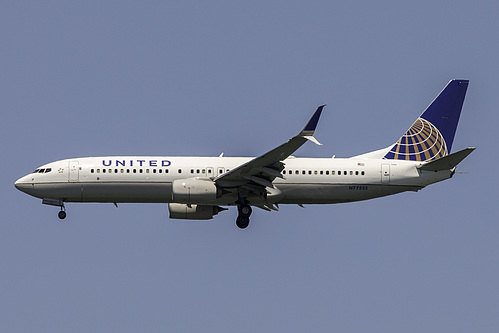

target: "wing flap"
[244,175,275,188]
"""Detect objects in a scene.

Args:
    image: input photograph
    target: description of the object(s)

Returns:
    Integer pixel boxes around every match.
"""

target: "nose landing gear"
[58,207,67,220]
[42,198,67,220]
[236,203,252,229]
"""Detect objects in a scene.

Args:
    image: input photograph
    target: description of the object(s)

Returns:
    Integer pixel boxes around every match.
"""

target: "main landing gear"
[236,203,252,229]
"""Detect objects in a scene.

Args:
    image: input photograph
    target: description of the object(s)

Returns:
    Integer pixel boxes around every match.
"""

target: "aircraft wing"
[215,105,325,189]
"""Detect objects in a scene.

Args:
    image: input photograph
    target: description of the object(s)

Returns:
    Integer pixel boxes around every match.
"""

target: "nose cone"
[15,175,34,195]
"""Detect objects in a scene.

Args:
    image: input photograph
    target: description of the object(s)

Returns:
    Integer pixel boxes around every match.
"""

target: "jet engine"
[168,203,226,220]
[172,178,220,204]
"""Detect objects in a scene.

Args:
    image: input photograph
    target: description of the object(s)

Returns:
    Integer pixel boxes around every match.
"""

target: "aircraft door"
[381,164,390,184]
[69,161,79,182]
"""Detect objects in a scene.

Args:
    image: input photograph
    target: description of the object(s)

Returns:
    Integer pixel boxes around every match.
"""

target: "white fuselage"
[14,156,452,206]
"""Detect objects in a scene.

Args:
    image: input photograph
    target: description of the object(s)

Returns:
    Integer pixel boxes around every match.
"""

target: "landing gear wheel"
[239,204,252,218]
[236,216,250,229]
[58,210,67,220]
[236,203,252,229]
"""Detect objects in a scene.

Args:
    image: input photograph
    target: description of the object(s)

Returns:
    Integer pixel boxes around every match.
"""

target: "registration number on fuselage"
[349,186,368,190]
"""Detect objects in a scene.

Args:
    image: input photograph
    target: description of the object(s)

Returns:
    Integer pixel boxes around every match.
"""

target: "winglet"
[302,105,325,132]
[300,105,325,145]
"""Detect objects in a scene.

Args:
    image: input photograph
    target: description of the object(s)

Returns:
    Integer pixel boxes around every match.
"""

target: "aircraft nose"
[15,177,22,189]
[14,175,33,194]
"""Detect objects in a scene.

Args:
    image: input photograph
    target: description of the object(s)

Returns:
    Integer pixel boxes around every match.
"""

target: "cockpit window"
[32,168,51,174]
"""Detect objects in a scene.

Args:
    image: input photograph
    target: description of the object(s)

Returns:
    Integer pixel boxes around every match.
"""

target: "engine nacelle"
[172,178,219,204]
[168,203,224,220]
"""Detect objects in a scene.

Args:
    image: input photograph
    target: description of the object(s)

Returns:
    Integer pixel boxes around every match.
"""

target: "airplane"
[15,79,474,229]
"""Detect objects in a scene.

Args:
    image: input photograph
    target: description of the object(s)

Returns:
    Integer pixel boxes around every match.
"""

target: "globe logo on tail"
[384,118,447,162]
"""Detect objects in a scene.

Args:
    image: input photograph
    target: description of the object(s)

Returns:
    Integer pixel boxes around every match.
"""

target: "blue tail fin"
[384,79,469,162]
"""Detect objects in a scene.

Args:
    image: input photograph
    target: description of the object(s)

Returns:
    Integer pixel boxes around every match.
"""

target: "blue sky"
[1,1,498,332]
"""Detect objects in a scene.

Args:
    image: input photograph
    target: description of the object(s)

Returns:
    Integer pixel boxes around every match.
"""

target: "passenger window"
[196,169,200,174]
[127,169,130,173]
[103,169,106,173]
[140,169,143,173]
[331,171,335,175]
[302,170,306,175]
[178,169,182,174]
[146,169,149,173]
[344,171,347,175]
[133,169,137,173]
[295,170,299,175]
[191,169,194,174]
[314,170,318,175]
[356,171,359,175]
[165,169,169,173]
[115,169,118,173]
[361,171,365,176]
[350,171,353,175]
[91,169,94,173]
[326,170,329,175]
[97,169,100,173]
[121,169,124,173]
[153,169,156,174]
[320,171,323,175]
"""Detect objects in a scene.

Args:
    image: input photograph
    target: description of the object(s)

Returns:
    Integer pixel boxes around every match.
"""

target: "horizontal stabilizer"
[418,147,475,171]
